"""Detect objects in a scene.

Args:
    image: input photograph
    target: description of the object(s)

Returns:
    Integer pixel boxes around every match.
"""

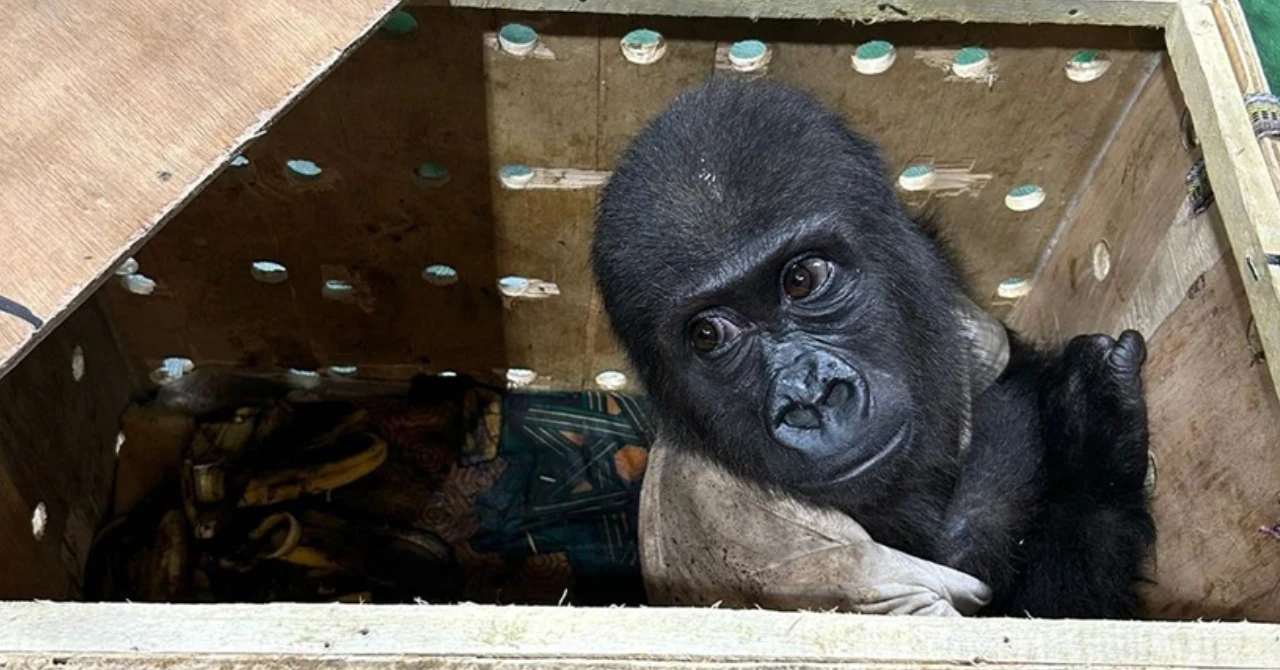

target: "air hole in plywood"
[121,273,157,295]
[1144,451,1158,496]
[322,279,355,300]
[898,165,936,191]
[250,261,289,284]
[116,431,126,456]
[996,277,1031,299]
[380,10,418,36]
[852,40,896,75]
[326,365,359,377]
[498,23,539,56]
[595,371,628,390]
[498,276,530,296]
[952,47,991,78]
[728,40,769,72]
[422,265,459,286]
[287,369,321,389]
[1092,240,1112,281]
[285,159,323,181]
[71,345,85,382]
[1065,50,1112,83]
[414,162,450,187]
[229,155,250,169]
[498,164,535,189]
[621,29,666,65]
[506,368,538,388]
[1005,184,1045,212]
[150,357,194,385]
[114,257,139,276]
[31,503,47,541]
[439,371,458,378]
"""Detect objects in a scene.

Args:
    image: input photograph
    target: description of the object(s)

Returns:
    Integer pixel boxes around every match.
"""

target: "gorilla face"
[591,77,971,502]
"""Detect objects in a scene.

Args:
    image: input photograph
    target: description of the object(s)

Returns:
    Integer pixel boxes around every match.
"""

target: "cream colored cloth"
[639,442,992,616]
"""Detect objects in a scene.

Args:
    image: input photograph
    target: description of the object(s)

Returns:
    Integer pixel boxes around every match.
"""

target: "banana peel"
[239,433,388,508]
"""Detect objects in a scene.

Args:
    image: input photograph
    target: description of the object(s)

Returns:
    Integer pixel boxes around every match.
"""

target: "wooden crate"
[2,0,1280,664]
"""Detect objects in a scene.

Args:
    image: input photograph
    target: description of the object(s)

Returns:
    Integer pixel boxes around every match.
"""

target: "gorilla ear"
[954,296,1010,396]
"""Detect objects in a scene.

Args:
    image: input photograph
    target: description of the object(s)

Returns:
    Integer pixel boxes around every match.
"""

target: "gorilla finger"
[1109,330,1147,373]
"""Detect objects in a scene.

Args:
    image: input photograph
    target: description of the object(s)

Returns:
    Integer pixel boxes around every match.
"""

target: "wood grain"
[1167,1,1280,408]
[1010,57,1193,340]
[411,0,1179,27]
[0,292,132,599]
[1,601,1279,667]
[1141,256,1280,623]
[0,0,402,382]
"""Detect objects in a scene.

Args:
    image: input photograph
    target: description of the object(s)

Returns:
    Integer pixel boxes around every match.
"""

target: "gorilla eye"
[783,257,833,300]
[688,316,740,354]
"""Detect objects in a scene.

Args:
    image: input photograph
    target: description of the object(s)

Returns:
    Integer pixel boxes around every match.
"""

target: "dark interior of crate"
[2,5,1279,622]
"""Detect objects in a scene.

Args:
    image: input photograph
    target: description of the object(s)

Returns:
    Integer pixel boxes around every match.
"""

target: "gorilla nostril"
[782,405,822,430]
[822,379,853,408]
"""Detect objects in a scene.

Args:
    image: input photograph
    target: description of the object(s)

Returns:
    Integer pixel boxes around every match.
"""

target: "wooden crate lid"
[0,0,400,381]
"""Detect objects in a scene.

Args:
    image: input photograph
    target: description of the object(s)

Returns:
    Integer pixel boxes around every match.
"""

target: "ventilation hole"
[285,159,323,180]
[498,23,539,56]
[116,431,126,456]
[325,365,359,377]
[229,155,250,169]
[1181,108,1199,150]
[506,368,538,387]
[952,47,991,78]
[31,503,47,541]
[287,368,322,389]
[1005,184,1046,212]
[438,370,458,377]
[498,164,535,189]
[1092,240,1112,281]
[71,345,85,382]
[150,357,195,385]
[728,40,769,71]
[414,162,450,187]
[497,276,530,297]
[1065,50,1112,83]
[996,277,1031,299]
[595,370,628,390]
[322,279,355,300]
[114,257,139,276]
[1068,8,1080,16]
[121,273,157,295]
[897,165,936,191]
[250,261,290,284]
[620,29,666,65]
[381,10,418,36]
[422,264,459,287]
[852,40,897,75]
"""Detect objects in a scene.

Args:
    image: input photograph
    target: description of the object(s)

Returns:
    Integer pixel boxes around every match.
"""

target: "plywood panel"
[0,292,132,599]
[0,0,401,382]
[1010,58,1194,340]
[1141,257,1280,622]
[105,11,1167,390]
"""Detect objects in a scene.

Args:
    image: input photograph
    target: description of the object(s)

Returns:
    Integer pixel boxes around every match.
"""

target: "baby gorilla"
[590,77,1154,618]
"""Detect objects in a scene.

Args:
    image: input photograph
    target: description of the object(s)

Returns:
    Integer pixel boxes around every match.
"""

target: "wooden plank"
[0,292,132,599]
[0,0,402,384]
[1,602,1279,668]
[1166,0,1280,408]
[411,0,1178,27]
[1010,56,1192,339]
[1140,256,1280,622]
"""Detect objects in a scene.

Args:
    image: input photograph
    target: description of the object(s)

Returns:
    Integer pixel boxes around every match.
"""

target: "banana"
[238,433,388,507]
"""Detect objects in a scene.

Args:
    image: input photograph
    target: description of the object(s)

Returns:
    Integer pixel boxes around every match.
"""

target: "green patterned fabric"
[1243,0,1280,91]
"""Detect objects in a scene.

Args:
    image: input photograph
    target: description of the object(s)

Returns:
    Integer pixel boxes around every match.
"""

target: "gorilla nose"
[768,354,867,456]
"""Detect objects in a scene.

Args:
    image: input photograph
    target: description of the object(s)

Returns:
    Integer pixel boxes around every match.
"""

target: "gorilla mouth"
[813,422,911,487]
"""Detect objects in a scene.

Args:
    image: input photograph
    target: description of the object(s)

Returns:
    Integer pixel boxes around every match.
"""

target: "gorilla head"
[591,77,977,508]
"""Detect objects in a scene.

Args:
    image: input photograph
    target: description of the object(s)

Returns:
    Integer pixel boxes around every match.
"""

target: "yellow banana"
[238,434,388,507]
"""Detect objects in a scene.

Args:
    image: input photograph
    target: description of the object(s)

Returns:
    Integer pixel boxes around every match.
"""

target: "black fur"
[590,76,1154,619]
